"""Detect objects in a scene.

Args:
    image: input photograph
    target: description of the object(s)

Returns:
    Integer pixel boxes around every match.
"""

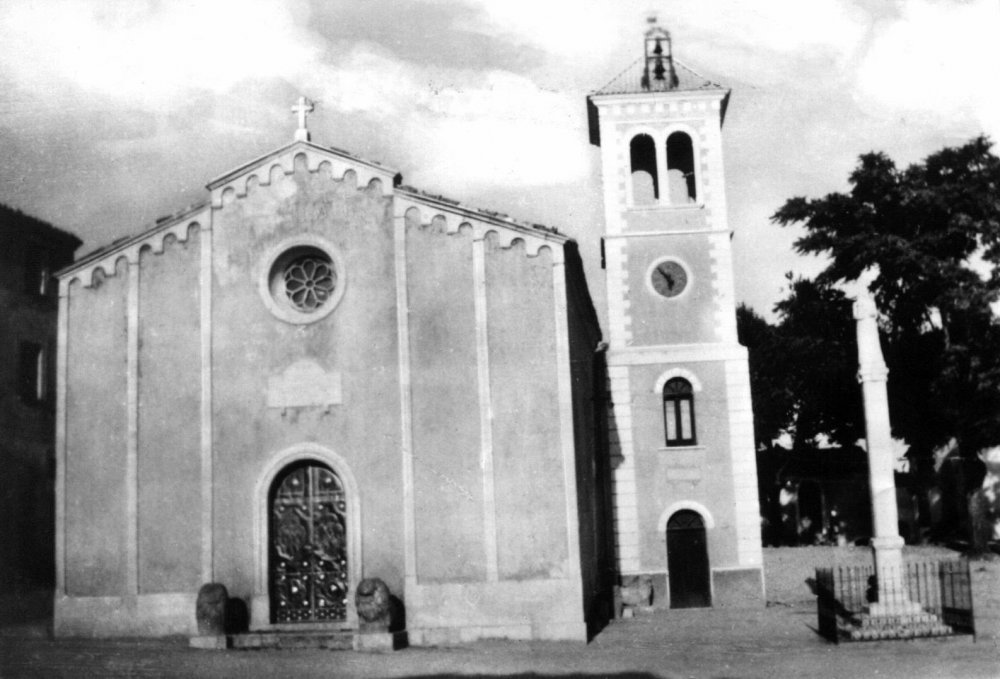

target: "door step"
[192,629,407,652]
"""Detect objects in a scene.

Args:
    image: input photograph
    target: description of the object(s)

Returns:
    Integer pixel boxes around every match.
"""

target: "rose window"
[283,255,337,312]
[261,240,346,324]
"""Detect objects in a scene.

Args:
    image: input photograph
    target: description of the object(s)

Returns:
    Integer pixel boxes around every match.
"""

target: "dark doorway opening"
[666,510,711,608]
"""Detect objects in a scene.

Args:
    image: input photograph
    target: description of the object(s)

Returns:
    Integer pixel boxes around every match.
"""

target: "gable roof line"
[58,142,571,280]
[206,140,398,191]
[396,186,569,244]
[56,201,208,278]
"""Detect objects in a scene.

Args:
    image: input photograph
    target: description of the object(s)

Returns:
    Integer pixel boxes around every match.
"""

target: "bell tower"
[587,18,763,608]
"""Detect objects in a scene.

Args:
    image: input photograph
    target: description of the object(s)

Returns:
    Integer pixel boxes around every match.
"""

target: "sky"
[0,0,997,320]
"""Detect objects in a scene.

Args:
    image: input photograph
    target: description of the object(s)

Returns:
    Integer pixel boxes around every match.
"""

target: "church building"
[54,21,761,643]
[53,100,611,642]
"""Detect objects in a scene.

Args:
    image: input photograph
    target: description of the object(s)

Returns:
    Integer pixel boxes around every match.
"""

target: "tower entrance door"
[666,510,711,608]
[269,462,348,623]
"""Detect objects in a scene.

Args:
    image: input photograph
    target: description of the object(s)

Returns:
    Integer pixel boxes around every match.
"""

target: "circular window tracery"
[283,253,337,312]
[259,237,346,324]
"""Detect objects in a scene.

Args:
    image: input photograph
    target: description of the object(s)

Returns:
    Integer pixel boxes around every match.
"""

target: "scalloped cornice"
[394,191,568,263]
[207,141,398,209]
[57,207,206,290]
[57,140,571,290]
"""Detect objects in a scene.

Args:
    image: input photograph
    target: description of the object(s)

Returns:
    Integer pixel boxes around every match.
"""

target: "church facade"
[54,121,612,641]
[54,23,761,643]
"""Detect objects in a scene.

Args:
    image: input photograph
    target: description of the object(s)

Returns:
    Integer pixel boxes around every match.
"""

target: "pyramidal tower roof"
[586,18,730,145]
[594,55,724,96]
[592,16,725,96]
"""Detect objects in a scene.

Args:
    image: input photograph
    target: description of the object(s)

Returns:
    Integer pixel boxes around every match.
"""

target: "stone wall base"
[405,578,587,643]
[628,566,765,610]
[54,593,196,637]
[409,621,587,645]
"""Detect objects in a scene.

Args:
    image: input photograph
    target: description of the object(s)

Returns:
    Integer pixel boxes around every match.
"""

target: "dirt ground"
[2,547,996,679]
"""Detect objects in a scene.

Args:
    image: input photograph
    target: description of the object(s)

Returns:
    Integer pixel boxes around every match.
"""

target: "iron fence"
[815,558,973,642]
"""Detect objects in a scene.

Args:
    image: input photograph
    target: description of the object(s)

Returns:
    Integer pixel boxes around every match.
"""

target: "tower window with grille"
[663,377,696,446]
[630,134,659,205]
[666,132,697,204]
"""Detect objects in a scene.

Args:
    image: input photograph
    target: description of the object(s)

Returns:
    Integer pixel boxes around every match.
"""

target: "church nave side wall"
[63,263,129,597]
[136,233,202,595]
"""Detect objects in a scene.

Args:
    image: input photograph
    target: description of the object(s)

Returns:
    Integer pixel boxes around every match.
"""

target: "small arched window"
[666,132,697,204]
[630,134,659,205]
[663,377,695,446]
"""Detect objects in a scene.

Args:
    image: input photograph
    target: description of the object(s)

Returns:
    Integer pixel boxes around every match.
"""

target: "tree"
[737,278,863,451]
[772,136,1000,453]
[771,136,1000,546]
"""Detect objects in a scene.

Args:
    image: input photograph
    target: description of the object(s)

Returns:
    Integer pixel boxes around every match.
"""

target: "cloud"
[458,0,867,76]
[303,44,590,189]
[855,0,1000,138]
[0,0,321,106]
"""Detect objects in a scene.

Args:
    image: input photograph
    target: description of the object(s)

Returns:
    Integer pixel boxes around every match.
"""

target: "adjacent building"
[0,205,80,596]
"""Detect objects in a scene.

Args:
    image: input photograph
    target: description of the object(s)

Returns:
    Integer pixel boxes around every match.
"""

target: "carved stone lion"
[355,578,392,631]
[196,583,229,636]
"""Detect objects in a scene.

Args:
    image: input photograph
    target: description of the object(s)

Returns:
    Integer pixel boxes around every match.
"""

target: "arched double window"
[628,131,698,206]
[663,377,695,446]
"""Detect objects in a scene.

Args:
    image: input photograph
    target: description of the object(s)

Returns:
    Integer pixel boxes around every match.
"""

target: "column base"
[864,600,923,617]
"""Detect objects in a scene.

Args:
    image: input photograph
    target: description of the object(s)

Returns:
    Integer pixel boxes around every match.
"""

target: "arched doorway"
[269,461,348,624]
[666,510,711,608]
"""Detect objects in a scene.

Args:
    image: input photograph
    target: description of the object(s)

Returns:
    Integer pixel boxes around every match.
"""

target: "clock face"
[651,260,688,298]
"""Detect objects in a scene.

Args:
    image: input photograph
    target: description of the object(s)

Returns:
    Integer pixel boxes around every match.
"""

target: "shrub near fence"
[816,559,972,642]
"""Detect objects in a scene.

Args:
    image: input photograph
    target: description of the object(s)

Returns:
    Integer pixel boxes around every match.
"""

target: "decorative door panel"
[269,463,348,623]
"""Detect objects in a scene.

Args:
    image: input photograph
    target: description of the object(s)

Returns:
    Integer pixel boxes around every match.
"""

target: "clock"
[650,260,688,298]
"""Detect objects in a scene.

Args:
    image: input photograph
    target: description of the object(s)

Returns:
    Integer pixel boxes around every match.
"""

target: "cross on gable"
[292,96,315,142]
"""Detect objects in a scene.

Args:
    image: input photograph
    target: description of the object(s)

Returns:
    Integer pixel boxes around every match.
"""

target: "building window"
[666,131,697,204]
[18,342,47,404]
[282,252,336,312]
[663,377,695,446]
[629,134,659,205]
[24,245,50,296]
[259,237,346,325]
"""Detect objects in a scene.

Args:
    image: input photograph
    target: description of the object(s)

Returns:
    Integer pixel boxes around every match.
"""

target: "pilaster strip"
[552,248,582,579]
[125,256,140,595]
[725,359,764,567]
[608,365,641,574]
[55,279,69,595]
[394,212,417,586]
[472,237,499,582]
[199,224,214,583]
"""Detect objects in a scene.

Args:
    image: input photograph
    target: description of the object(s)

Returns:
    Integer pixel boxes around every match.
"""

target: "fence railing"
[815,558,973,642]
